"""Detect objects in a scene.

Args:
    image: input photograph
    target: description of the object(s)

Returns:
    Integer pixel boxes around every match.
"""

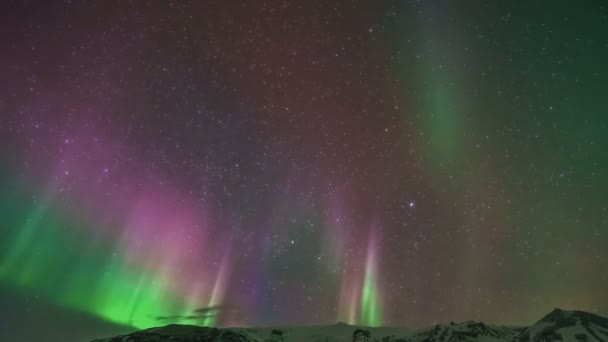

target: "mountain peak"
[520,308,608,342]
[537,307,592,324]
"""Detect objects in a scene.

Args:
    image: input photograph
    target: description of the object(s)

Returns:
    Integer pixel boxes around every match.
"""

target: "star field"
[0,0,607,338]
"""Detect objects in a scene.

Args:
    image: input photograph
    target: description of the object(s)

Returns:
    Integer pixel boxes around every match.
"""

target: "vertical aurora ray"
[413,44,468,184]
[0,193,200,329]
[202,248,232,327]
[360,230,382,327]
[388,3,472,185]
[0,197,229,329]
[337,224,383,327]
[0,132,235,330]
[337,270,360,326]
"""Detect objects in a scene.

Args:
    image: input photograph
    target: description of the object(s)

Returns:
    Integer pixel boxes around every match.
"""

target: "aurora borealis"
[1,1,607,340]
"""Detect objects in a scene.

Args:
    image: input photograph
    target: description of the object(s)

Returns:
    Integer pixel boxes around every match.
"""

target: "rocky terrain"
[93,309,608,342]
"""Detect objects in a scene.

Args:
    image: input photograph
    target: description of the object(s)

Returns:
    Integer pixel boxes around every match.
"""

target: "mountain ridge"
[92,309,608,342]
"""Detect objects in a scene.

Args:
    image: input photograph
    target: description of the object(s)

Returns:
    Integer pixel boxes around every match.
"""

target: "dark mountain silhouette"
[92,309,608,342]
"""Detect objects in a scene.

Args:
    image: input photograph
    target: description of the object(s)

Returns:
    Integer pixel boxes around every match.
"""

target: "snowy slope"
[408,321,522,342]
[92,323,413,342]
[516,308,608,342]
[92,309,608,342]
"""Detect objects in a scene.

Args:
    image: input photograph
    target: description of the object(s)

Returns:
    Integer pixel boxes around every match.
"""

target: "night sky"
[1,0,608,340]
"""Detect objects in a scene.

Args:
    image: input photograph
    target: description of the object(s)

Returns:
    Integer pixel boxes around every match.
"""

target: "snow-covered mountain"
[92,309,608,342]
[517,308,608,342]
[408,321,523,342]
